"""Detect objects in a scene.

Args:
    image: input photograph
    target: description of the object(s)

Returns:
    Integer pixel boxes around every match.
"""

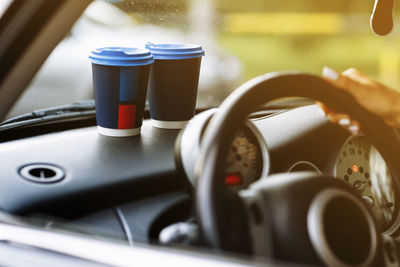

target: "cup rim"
[89,47,154,66]
[145,42,205,60]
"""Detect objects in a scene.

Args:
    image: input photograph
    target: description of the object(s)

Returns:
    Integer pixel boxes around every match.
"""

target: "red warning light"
[353,164,358,173]
[225,173,243,186]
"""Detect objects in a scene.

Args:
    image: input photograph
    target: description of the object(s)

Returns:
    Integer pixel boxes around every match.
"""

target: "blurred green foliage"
[218,33,397,81]
[216,0,373,13]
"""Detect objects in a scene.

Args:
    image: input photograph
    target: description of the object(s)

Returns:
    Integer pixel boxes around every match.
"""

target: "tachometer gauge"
[177,109,269,192]
[335,135,397,230]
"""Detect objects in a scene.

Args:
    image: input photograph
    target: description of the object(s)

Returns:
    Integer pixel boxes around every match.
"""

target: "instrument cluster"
[177,109,400,234]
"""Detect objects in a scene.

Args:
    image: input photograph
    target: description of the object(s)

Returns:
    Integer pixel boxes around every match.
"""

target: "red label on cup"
[118,105,136,129]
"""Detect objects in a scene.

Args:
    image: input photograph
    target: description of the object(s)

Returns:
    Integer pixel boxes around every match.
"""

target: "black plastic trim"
[0,0,65,85]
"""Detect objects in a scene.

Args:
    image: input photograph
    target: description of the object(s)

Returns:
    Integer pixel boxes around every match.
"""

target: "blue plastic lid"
[89,47,154,66]
[145,43,205,60]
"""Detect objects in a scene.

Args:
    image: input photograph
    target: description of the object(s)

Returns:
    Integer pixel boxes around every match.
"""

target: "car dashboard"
[0,103,399,265]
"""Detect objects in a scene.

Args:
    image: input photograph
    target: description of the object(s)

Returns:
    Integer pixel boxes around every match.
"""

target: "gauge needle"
[353,180,369,193]
[383,202,394,208]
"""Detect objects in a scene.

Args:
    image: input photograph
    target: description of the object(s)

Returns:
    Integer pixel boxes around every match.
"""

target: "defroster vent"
[19,164,65,184]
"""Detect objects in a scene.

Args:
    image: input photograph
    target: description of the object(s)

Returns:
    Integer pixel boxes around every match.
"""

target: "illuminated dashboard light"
[225,173,243,186]
[353,164,358,173]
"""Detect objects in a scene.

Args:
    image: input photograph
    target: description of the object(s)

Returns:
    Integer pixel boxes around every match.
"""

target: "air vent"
[19,164,64,184]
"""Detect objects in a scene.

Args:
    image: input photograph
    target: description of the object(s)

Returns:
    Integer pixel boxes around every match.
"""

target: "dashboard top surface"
[0,105,367,218]
[0,121,181,214]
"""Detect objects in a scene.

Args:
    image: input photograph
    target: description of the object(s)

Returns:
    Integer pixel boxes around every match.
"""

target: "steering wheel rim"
[195,71,400,249]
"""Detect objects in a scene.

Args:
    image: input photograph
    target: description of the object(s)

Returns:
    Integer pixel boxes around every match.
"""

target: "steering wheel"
[195,72,400,266]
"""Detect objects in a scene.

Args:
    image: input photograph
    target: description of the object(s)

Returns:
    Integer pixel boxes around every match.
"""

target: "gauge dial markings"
[336,136,396,230]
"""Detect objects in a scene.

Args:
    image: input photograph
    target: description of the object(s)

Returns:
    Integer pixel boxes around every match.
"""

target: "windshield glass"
[4,0,400,118]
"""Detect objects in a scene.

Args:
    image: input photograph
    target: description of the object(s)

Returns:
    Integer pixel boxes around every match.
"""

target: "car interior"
[0,0,400,266]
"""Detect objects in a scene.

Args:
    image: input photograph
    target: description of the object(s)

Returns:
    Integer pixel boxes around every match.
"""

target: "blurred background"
[5,0,400,117]
[116,0,400,86]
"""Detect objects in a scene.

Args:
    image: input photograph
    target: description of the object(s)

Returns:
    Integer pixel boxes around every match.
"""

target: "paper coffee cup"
[89,47,154,137]
[145,43,204,129]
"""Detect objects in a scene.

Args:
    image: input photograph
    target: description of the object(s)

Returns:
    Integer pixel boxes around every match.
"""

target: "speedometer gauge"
[335,136,396,230]
[177,109,269,192]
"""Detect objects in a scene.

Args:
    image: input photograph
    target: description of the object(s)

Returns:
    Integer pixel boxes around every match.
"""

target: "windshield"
[4,0,400,118]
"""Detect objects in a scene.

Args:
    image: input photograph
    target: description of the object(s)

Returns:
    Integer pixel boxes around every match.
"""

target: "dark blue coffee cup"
[145,43,204,129]
[89,47,154,137]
